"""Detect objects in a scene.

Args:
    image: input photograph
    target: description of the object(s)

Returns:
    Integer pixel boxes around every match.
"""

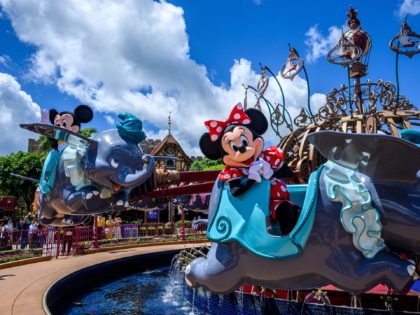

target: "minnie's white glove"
[260,158,274,179]
[248,160,263,182]
[248,158,273,182]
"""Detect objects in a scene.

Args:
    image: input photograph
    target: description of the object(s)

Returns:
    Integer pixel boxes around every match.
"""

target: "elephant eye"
[110,158,119,168]
[135,166,142,173]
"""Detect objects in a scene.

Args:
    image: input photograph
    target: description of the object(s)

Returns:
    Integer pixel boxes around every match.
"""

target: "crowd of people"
[0,212,48,250]
[97,215,123,239]
[0,213,128,252]
[0,210,206,256]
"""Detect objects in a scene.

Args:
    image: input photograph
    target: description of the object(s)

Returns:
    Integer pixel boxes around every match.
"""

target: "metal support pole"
[179,205,186,241]
[55,229,60,259]
[347,66,354,117]
[92,215,98,249]
[395,42,400,114]
[302,65,314,119]
[354,77,364,115]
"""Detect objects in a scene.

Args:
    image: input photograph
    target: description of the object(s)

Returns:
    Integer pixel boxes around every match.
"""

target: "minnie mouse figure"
[200,103,299,235]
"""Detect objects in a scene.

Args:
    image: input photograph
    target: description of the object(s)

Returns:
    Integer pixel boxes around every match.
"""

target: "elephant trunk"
[118,155,155,188]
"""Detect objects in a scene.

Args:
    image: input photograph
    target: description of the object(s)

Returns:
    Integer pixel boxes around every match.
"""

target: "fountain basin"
[44,249,420,314]
[44,250,180,314]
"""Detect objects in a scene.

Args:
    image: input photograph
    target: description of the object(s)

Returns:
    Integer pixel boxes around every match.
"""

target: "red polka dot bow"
[204,103,252,142]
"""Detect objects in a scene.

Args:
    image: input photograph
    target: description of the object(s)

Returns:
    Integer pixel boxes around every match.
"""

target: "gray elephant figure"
[21,113,155,226]
[185,131,420,294]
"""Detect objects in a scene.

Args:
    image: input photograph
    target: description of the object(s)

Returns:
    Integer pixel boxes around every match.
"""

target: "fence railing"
[0,221,208,258]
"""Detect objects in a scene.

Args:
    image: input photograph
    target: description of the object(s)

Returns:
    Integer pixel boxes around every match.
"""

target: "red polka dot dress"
[219,146,291,219]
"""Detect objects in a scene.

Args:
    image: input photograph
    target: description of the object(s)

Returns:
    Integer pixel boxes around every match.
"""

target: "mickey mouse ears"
[74,105,94,123]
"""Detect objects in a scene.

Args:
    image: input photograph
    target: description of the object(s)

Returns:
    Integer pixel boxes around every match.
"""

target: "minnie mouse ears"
[245,108,268,135]
[200,133,223,160]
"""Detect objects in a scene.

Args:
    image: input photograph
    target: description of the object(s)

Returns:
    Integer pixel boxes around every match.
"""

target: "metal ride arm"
[130,169,219,200]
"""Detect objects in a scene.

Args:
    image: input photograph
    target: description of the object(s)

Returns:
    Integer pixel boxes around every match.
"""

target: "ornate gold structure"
[279,80,420,183]
[245,7,420,184]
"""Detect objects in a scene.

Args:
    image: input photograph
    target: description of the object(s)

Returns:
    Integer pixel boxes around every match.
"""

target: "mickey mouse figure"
[38,104,94,225]
[49,104,93,133]
[200,103,299,235]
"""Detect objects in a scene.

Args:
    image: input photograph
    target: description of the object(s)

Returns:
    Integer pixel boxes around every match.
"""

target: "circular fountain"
[45,247,420,314]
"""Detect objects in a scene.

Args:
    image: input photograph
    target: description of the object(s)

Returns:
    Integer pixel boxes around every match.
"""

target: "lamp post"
[281,44,315,124]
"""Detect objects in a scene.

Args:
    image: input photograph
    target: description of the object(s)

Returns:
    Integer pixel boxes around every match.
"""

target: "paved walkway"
[0,242,208,315]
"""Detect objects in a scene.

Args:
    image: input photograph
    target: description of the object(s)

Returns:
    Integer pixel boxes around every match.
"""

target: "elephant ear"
[308,131,420,183]
[116,112,146,144]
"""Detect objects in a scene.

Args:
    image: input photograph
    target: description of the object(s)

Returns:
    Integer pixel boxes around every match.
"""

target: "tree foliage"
[79,127,97,138]
[190,158,224,171]
[0,151,46,211]
[38,127,97,151]
[0,128,98,213]
[38,135,55,152]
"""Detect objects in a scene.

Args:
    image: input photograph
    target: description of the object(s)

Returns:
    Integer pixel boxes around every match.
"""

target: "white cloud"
[0,55,11,67]
[305,24,342,63]
[397,0,420,17]
[0,72,41,154]
[104,115,115,126]
[221,59,326,142]
[0,0,325,155]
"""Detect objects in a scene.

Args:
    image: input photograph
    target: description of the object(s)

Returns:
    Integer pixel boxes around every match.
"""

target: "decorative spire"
[346,5,360,29]
[281,43,304,81]
[168,111,172,135]
[389,19,420,58]
[327,6,371,80]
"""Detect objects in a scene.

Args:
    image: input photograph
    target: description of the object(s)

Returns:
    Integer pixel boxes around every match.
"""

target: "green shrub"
[0,248,42,257]
[0,248,43,264]
[175,220,191,228]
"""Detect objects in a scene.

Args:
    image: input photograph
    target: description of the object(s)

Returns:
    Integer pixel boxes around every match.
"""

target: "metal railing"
[0,221,208,259]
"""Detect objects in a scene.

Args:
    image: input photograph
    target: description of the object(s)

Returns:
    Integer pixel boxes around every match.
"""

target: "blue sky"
[0,0,419,154]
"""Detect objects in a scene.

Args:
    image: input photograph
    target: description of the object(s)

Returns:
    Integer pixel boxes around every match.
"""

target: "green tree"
[79,127,97,138]
[38,127,97,152]
[190,158,224,171]
[38,135,55,152]
[0,151,46,211]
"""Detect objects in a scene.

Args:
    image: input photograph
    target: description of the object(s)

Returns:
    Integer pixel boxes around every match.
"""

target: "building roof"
[150,133,191,162]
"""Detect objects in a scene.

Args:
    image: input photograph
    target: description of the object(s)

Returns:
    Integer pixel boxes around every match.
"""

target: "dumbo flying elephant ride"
[185,103,420,295]
[20,112,155,226]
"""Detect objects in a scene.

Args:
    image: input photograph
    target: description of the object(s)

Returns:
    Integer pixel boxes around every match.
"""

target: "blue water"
[67,266,203,315]
[66,266,420,315]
